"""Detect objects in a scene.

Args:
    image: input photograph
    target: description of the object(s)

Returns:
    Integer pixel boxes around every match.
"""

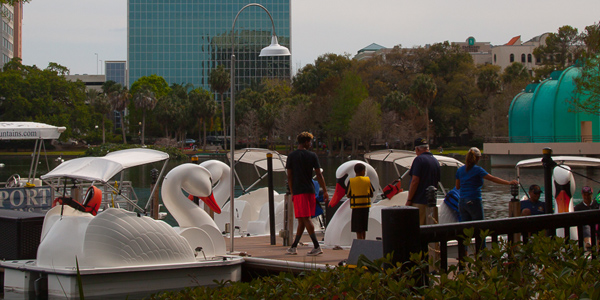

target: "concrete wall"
[484,142,600,166]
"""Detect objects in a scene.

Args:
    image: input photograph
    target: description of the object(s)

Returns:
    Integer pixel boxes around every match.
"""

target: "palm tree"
[208,64,230,150]
[133,84,157,145]
[88,89,111,144]
[104,82,130,144]
[410,74,437,143]
[189,88,217,151]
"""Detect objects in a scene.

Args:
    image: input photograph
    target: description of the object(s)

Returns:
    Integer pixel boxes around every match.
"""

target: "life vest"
[347,176,374,209]
[52,186,102,216]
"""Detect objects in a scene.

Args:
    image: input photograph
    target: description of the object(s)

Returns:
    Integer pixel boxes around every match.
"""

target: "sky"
[21,0,600,76]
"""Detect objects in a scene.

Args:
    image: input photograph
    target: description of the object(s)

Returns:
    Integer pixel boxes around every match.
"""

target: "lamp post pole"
[95,53,98,75]
[229,3,290,253]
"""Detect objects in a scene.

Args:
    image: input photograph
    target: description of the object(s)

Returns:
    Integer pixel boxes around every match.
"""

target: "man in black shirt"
[285,132,329,256]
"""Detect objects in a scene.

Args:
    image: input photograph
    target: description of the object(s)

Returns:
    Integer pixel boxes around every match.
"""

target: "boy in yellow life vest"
[346,163,374,240]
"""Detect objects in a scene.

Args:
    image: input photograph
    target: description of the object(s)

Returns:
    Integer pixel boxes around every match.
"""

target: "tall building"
[105,61,128,87]
[127,0,291,91]
[1,2,22,66]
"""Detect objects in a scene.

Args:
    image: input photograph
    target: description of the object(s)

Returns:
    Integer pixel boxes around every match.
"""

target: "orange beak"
[555,190,570,213]
[188,193,221,214]
[200,193,221,214]
[329,183,346,207]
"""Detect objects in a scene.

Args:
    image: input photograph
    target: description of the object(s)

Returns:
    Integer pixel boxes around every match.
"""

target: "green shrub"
[146,232,600,299]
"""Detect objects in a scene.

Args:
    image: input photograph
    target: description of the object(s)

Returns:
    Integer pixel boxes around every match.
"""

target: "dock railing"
[383,207,600,273]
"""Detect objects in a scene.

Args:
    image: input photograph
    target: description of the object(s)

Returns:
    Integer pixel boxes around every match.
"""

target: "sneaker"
[307,247,323,256]
[286,247,297,255]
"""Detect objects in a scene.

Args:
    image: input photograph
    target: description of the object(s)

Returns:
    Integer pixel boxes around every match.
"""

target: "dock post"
[150,168,159,219]
[426,186,439,272]
[542,148,556,237]
[267,153,276,245]
[382,206,422,266]
[282,193,293,246]
[508,184,520,242]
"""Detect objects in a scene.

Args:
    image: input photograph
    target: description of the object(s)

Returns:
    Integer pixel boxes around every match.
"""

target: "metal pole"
[542,147,555,214]
[229,52,236,253]
[229,2,280,254]
[267,153,276,245]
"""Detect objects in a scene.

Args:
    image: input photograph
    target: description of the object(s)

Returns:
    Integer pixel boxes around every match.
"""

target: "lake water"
[0,152,596,222]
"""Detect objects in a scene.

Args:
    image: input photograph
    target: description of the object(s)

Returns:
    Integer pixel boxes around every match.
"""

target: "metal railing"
[416,209,600,272]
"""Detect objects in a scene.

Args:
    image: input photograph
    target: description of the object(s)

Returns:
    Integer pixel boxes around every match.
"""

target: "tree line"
[0,22,598,154]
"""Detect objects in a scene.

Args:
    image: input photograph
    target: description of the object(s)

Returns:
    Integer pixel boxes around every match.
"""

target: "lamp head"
[259,35,291,57]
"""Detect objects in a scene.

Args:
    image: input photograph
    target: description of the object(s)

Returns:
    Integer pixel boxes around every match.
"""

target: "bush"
[147,232,600,299]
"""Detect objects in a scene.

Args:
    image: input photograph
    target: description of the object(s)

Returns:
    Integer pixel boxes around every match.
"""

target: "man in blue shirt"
[406,138,440,225]
[521,184,545,216]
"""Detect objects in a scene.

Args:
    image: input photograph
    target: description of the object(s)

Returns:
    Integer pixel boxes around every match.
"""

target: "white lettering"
[10,190,25,207]
[26,189,39,206]
[0,190,7,207]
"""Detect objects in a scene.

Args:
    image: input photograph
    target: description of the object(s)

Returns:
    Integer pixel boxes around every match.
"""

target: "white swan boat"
[516,156,600,238]
[1,163,243,298]
[0,122,66,212]
[39,148,171,215]
[324,149,464,247]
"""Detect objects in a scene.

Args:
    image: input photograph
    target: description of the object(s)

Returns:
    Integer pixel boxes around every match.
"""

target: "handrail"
[416,210,600,272]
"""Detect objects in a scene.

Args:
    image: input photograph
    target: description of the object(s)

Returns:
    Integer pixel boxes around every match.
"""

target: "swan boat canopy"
[227,148,287,193]
[41,148,170,213]
[0,122,66,212]
[364,149,464,194]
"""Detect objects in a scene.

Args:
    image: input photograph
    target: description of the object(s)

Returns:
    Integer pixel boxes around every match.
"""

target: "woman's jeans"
[459,198,484,222]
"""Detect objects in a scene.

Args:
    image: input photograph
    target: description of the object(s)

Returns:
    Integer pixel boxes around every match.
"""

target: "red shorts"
[292,193,316,218]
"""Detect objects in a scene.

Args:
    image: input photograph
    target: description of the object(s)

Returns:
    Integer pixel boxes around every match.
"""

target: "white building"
[491,33,550,76]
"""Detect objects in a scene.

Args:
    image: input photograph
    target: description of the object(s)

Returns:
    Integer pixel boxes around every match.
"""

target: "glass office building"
[105,61,127,87]
[127,0,291,91]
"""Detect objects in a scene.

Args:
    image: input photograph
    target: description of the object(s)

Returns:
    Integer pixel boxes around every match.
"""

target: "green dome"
[508,66,599,142]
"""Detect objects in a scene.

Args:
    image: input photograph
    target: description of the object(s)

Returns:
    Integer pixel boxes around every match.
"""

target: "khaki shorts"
[412,203,428,225]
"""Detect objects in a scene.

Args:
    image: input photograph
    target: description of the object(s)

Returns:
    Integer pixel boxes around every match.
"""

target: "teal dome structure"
[508,65,599,143]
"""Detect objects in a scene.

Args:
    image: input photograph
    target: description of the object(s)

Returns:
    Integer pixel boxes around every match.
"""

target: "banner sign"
[0,186,53,213]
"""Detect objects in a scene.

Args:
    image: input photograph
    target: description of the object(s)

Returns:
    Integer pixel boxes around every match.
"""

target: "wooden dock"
[225,232,351,279]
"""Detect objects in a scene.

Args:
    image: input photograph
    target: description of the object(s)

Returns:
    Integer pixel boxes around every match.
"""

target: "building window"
[494,54,496,63]
[527,54,532,63]
[521,54,526,63]
[510,54,514,63]
[535,55,541,64]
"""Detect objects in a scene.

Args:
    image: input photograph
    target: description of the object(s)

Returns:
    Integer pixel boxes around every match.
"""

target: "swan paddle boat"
[324,149,464,247]
[206,148,314,237]
[1,163,243,298]
[515,155,600,238]
[0,122,66,213]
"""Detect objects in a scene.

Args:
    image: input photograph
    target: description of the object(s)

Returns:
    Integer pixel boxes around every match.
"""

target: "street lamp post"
[229,3,290,253]
[95,53,98,75]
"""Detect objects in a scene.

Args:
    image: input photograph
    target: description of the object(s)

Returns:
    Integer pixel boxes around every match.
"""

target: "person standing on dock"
[346,163,374,240]
[406,137,440,225]
[455,147,518,221]
[285,132,329,256]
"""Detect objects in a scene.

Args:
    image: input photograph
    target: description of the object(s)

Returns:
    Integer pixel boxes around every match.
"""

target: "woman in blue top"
[455,147,518,221]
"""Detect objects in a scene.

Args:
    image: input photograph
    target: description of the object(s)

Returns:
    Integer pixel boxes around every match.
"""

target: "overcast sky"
[21,0,600,76]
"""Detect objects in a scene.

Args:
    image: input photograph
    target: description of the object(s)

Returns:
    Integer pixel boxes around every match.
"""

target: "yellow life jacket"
[347,176,374,209]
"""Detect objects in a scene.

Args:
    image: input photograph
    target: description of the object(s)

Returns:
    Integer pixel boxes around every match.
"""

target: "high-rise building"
[1,2,22,66]
[106,61,128,87]
[127,0,291,91]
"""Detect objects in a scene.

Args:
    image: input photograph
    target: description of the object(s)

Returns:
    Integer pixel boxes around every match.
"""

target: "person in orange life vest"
[285,132,329,256]
[346,163,374,240]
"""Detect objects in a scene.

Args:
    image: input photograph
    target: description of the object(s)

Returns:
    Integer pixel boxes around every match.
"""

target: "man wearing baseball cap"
[406,137,440,225]
[521,184,545,216]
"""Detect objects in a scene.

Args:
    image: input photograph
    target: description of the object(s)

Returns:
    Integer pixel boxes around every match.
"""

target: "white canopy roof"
[0,122,66,140]
[364,149,464,168]
[41,148,169,182]
[516,156,600,169]
[227,148,287,172]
